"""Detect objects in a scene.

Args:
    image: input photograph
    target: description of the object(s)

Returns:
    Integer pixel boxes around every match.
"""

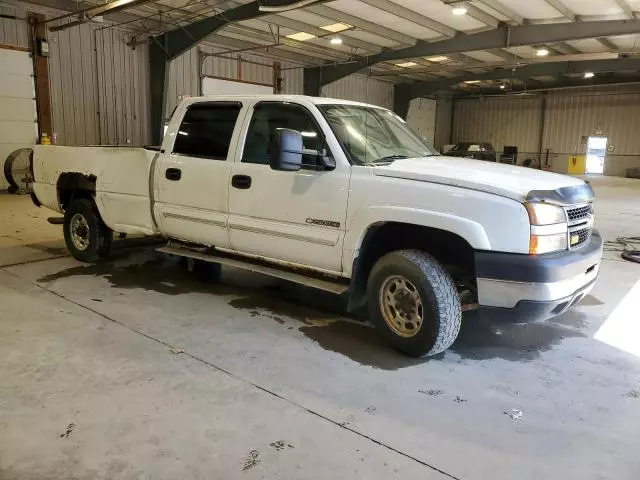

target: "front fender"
[343,206,491,275]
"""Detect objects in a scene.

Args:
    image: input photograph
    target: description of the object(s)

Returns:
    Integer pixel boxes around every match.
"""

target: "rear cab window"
[173,102,242,160]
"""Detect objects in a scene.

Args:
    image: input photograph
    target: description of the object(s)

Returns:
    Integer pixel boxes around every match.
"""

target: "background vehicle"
[446,142,497,161]
[29,95,603,357]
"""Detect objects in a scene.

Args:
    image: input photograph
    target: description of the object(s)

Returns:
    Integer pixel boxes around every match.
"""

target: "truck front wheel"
[367,250,462,357]
[63,199,113,262]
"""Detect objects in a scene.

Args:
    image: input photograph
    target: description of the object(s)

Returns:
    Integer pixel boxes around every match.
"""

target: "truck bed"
[32,145,159,236]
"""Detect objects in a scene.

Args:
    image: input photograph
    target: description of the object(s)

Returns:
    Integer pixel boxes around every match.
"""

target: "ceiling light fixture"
[396,61,418,67]
[584,71,595,78]
[321,22,352,33]
[425,56,449,62]
[464,80,481,84]
[500,84,506,89]
[452,6,468,15]
[330,37,343,45]
[285,32,316,41]
[536,48,550,57]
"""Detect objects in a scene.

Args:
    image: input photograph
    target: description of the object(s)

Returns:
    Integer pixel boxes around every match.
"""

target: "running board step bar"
[156,246,349,295]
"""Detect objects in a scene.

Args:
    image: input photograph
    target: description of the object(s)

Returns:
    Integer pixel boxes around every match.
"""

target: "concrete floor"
[1,176,639,479]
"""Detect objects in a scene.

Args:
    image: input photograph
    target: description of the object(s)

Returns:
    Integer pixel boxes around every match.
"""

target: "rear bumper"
[475,231,603,322]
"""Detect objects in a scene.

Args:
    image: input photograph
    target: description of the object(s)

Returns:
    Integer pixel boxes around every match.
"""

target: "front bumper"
[475,231,603,322]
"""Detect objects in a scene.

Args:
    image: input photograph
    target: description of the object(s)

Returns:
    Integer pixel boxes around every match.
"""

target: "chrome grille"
[565,203,594,250]
[566,205,592,223]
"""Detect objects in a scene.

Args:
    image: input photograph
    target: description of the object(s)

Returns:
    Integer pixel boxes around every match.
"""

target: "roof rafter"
[309,19,640,86]
[409,57,640,97]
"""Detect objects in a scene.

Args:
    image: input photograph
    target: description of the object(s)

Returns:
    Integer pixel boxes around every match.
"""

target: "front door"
[154,101,245,247]
[228,101,350,273]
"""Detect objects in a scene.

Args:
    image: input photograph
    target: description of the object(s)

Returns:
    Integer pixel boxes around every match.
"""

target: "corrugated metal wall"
[0,3,29,49]
[451,86,640,176]
[48,23,150,146]
[544,87,640,175]
[166,45,393,114]
[452,96,542,154]
[322,75,394,109]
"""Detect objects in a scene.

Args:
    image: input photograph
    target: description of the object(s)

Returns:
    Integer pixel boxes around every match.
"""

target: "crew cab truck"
[30,95,603,357]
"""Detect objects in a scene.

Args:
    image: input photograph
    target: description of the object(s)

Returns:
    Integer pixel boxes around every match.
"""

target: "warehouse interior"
[1,0,640,479]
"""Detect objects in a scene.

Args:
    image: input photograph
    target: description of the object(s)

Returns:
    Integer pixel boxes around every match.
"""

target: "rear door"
[153,101,245,247]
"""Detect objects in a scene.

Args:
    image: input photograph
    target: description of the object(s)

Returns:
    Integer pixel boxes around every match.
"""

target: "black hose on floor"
[604,237,640,264]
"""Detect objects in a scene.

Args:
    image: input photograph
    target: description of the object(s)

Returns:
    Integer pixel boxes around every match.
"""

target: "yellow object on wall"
[567,155,586,175]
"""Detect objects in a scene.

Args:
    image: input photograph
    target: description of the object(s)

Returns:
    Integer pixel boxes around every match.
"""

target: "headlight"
[525,203,568,254]
[525,202,566,225]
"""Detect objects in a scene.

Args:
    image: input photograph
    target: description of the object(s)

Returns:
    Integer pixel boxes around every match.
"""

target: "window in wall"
[173,102,242,159]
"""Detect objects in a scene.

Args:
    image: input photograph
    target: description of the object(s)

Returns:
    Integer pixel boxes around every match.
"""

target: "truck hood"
[372,156,586,202]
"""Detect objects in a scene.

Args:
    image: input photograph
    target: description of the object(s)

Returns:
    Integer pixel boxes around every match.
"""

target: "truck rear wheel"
[63,199,112,263]
[367,250,462,357]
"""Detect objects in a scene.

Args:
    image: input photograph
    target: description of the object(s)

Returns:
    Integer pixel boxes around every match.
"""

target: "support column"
[303,67,322,96]
[149,40,168,146]
[28,14,52,141]
[393,84,411,119]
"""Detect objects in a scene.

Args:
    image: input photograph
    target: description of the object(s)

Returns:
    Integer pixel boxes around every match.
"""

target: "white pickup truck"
[30,95,603,356]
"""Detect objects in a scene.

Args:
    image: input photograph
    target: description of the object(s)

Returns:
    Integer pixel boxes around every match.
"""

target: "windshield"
[318,104,438,165]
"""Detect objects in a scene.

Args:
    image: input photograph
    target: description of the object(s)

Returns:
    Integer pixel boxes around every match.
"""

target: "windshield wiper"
[371,154,409,164]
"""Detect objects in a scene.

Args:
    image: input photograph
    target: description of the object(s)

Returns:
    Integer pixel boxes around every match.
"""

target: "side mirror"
[270,128,302,171]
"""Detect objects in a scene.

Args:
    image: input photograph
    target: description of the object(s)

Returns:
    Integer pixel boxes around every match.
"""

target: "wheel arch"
[56,172,97,211]
[346,216,482,312]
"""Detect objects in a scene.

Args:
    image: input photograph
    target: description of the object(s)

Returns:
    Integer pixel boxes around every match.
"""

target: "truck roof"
[189,94,387,109]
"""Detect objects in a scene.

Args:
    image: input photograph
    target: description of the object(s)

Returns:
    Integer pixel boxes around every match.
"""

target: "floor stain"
[452,311,587,361]
[549,309,592,330]
[37,251,236,296]
[299,321,424,370]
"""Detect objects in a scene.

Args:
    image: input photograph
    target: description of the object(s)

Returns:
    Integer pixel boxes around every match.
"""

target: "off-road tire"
[367,250,462,357]
[63,199,113,262]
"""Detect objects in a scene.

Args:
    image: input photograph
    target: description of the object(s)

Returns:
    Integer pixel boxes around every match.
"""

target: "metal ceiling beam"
[474,0,524,24]
[305,3,417,45]
[409,57,640,97]
[454,74,640,96]
[308,19,640,87]
[362,0,457,37]
[542,0,577,22]
[46,0,157,27]
[596,37,619,50]
[613,0,636,20]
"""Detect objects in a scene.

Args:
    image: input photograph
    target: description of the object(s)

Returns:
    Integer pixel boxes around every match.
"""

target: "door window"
[173,102,242,159]
[242,102,322,165]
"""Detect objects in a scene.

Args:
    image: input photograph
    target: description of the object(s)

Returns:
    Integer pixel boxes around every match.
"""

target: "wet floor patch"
[299,321,425,370]
[452,312,587,361]
[37,251,237,296]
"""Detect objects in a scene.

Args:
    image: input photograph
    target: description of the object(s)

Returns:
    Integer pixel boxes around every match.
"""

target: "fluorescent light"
[452,6,468,15]
[286,32,316,41]
[536,48,550,57]
[321,23,351,33]
[584,71,595,78]
[464,80,481,84]
[330,37,343,45]
[396,61,418,67]
[425,56,449,62]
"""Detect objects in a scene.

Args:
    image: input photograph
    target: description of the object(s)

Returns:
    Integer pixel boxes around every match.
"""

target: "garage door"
[0,48,38,190]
